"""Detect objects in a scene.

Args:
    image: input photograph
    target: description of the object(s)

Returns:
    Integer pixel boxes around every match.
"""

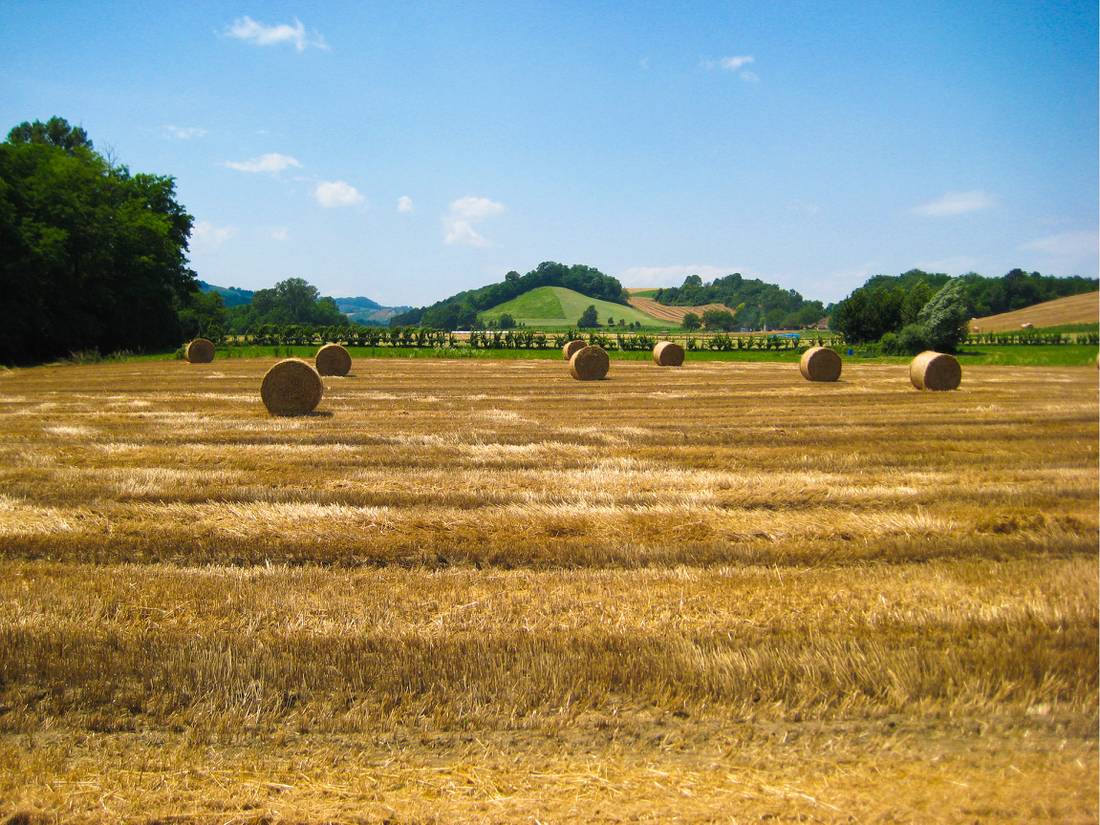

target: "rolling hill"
[480,286,668,329]
[969,291,1098,332]
[626,291,730,324]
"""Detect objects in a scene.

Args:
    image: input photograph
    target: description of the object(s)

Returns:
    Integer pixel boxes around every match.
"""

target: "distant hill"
[197,280,254,308]
[969,291,1099,332]
[626,292,730,324]
[391,262,628,330]
[334,296,413,326]
[199,281,409,325]
[481,286,666,329]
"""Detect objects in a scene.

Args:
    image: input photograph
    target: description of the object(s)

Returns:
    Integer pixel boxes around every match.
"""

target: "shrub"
[897,323,931,354]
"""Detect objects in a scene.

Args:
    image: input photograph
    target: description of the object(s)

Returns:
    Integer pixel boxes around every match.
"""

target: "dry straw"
[562,339,587,360]
[315,343,352,376]
[569,345,610,381]
[261,358,324,415]
[185,338,215,364]
[652,341,685,367]
[909,351,961,391]
[799,346,842,382]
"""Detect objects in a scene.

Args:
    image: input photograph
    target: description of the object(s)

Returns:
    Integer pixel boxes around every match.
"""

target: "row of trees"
[0,117,198,365]
[655,273,825,330]
[830,269,1098,353]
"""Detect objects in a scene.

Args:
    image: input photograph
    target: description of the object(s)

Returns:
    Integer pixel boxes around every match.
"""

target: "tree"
[578,305,599,328]
[702,309,736,331]
[917,278,969,353]
[0,118,195,364]
[681,312,701,330]
[498,312,516,329]
[178,290,228,342]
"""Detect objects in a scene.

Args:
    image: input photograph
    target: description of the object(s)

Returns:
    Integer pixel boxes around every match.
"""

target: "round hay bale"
[315,343,352,376]
[260,358,324,415]
[562,339,587,360]
[909,351,961,391]
[185,338,215,363]
[799,346,842,382]
[569,345,610,381]
[652,341,685,367]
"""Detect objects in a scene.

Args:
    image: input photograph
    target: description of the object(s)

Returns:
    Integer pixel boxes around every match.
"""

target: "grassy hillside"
[480,286,669,329]
[970,291,1098,332]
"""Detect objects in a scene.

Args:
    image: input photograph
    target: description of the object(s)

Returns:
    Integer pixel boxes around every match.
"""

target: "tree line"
[655,273,826,330]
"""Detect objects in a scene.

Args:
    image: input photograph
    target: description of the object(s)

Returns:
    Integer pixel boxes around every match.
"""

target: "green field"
[479,286,668,329]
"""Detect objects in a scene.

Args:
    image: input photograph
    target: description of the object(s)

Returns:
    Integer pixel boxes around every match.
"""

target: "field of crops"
[970,291,1099,332]
[0,357,1097,823]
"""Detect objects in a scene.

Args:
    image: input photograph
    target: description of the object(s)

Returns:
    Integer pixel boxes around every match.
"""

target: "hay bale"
[315,343,352,376]
[799,346,842,382]
[909,351,961,391]
[260,358,324,415]
[652,341,685,367]
[562,339,587,360]
[569,345,610,381]
[185,338,215,363]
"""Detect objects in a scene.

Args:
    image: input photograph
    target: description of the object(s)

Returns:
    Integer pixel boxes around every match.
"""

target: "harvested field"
[626,293,731,323]
[970,291,1099,332]
[0,357,1096,823]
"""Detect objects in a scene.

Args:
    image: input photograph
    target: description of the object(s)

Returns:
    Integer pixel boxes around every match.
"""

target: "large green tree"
[227,277,346,332]
[0,117,196,364]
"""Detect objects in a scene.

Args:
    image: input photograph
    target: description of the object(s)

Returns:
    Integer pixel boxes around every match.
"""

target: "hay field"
[0,357,1097,823]
[970,291,1099,332]
[625,293,731,324]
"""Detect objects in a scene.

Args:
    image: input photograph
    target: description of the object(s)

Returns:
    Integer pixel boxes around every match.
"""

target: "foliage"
[916,279,970,352]
[654,272,825,330]
[227,277,346,332]
[830,268,1099,344]
[0,117,195,365]
[392,261,629,330]
[577,305,599,328]
[178,290,229,342]
[681,312,701,330]
[497,312,516,329]
[701,309,737,331]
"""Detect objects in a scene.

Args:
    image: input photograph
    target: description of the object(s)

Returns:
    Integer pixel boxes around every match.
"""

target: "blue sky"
[2,1,1097,306]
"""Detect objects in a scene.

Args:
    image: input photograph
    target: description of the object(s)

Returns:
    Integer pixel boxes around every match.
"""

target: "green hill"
[480,286,667,329]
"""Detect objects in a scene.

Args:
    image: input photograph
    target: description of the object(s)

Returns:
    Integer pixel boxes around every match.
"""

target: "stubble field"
[0,357,1096,823]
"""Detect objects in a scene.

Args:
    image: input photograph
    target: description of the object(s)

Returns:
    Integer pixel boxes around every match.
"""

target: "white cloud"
[397,195,414,213]
[270,227,289,241]
[443,196,505,247]
[225,153,302,174]
[705,55,758,81]
[718,55,754,71]
[618,264,742,286]
[191,221,237,251]
[162,124,207,140]
[912,190,996,217]
[314,180,364,208]
[1020,229,1098,259]
[225,16,328,52]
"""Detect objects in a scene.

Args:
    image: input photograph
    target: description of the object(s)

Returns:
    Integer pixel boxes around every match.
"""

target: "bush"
[682,312,701,331]
[898,323,930,354]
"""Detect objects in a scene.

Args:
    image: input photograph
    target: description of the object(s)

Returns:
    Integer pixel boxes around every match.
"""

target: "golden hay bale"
[315,343,352,376]
[569,345,610,381]
[799,346,842,382]
[562,339,587,360]
[909,351,961,391]
[652,341,685,367]
[185,338,215,363]
[260,359,324,415]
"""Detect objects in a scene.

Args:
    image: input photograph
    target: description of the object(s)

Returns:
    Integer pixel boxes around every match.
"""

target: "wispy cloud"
[224,16,328,52]
[162,124,207,140]
[1020,229,1098,258]
[397,195,414,213]
[443,196,505,247]
[190,221,237,251]
[269,227,290,241]
[314,180,364,208]
[912,190,996,217]
[224,153,302,174]
[705,55,758,81]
